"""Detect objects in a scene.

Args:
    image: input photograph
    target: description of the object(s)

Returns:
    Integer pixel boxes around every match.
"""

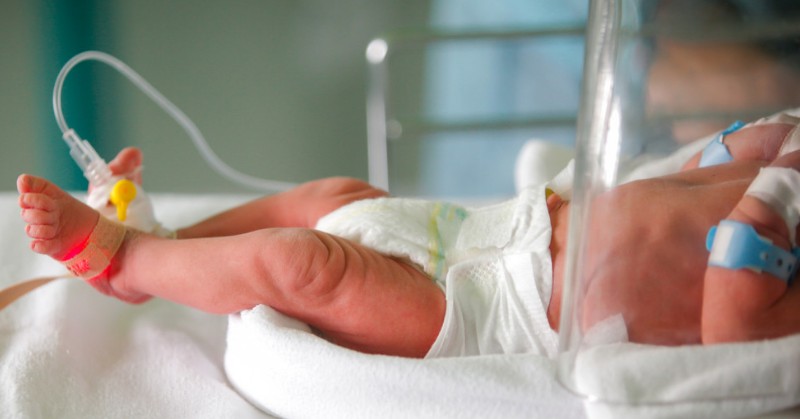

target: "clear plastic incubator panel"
[558,0,800,405]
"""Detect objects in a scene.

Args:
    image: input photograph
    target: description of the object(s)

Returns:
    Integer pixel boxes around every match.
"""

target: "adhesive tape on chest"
[745,167,800,245]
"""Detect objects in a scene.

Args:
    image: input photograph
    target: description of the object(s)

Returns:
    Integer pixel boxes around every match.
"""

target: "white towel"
[225,305,585,419]
[4,182,800,418]
[0,193,269,419]
[224,166,800,418]
[574,336,800,419]
[226,303,800,419]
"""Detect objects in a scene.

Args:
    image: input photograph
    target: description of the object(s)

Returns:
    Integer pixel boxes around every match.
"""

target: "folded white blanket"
[226,303,800,419]
[3,183,800,419]
[227,121,800,418]
[225,305,584,419]
[575,336,800,419]
[0,193,270,419]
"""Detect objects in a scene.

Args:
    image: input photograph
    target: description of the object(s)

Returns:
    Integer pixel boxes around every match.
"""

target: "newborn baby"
[16,113,800,358]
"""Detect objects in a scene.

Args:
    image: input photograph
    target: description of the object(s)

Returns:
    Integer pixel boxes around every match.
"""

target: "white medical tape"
[87,176,174,237]
[745,167,800,245]
[778,123,800,157]
[749,111,800,157]
[750,111,800,127]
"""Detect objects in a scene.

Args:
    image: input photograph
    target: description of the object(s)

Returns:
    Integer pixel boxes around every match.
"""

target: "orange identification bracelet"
[63,216,126,279]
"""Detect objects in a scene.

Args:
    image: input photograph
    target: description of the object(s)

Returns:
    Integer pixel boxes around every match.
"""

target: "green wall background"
[0,0,430,192]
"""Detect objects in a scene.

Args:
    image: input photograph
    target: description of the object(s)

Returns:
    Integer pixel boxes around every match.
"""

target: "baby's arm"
[702,150,800,343]
[176,177,387,239]
[681,122,796,170]
[619,121,795,184]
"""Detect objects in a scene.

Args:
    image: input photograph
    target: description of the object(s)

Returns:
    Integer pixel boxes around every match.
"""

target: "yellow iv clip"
[110,179,137,222]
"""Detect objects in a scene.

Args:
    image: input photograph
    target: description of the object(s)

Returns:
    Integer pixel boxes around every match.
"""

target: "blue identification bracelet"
[706,220,800,284]
[698,120,746,168]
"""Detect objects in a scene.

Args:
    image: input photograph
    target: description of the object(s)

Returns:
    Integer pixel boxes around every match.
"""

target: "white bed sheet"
[0,192,270,419]
[2,190,800,419]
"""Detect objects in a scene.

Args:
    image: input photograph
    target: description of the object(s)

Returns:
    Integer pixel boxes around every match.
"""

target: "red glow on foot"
[60,235,91,261]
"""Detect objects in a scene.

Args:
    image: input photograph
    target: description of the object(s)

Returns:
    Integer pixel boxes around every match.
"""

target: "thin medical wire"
[52,50,296,192]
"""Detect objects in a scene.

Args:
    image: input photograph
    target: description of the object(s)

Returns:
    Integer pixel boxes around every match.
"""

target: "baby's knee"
[259,228,350,306]
[294,230,349,298]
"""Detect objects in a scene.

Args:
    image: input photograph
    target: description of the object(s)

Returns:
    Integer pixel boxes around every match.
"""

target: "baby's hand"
[702,150,800,343]
[578,158,767,344]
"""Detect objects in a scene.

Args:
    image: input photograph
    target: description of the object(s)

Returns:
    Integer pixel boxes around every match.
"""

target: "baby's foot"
[84,147,143,196]
[18,174,148,303]
[18,174,100,261]
[107,147,143,184]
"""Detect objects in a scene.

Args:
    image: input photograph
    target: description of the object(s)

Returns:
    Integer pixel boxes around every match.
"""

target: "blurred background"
[0,0,431,193]
[0,0,588,197]
[4,1,795,199]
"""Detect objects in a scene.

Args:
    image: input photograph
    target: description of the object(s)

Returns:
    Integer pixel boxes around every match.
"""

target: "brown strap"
[0,275,72,311]
[64,216,126,279]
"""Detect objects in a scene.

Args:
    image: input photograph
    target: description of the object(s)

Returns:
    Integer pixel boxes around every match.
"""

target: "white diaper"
[315,185,559,358]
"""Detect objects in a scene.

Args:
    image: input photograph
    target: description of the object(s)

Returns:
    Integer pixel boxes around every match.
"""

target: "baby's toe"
[30,239,62,256]
[19,193,56,211]
[25,224,57,240]
[20,208,57,226]
[108,147,143,183]
[17,174,54,195]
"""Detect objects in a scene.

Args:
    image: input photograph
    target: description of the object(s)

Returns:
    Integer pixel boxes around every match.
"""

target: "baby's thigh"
[286,231,445,357]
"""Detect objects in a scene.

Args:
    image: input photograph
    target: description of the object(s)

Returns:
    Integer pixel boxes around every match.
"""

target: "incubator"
[366,25,585,199]
[558,0,800,407]
[34,1,800,413]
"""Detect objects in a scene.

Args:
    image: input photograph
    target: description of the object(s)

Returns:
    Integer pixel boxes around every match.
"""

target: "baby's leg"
[107,147,143,184]
[104,147,387,236]
[682,122,797,170]
[701,151,800,344]
[17,174,443,357]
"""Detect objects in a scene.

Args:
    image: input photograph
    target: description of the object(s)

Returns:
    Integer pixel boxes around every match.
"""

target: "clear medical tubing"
[557,0,622,385]
[53,50,296,192]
